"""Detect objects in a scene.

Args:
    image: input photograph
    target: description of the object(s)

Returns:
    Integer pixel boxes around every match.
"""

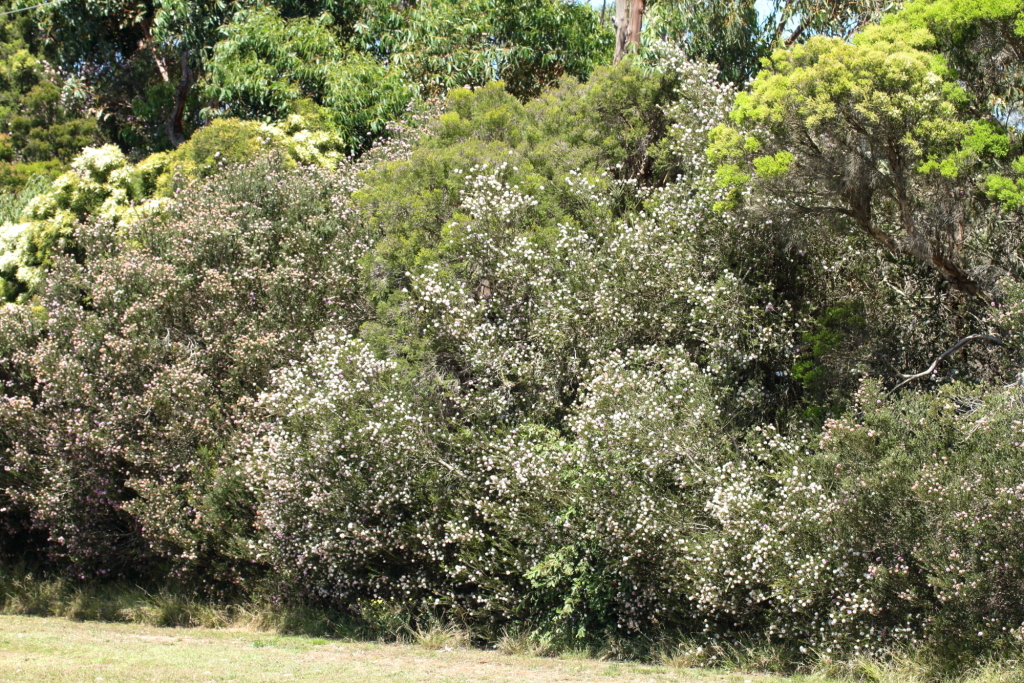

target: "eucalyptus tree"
[23,0,608,152]
[708,0,1024,299]
[633,0,892,81]
[355,0,612,99]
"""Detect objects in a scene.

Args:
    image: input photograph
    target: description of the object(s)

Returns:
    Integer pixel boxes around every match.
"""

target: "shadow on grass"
[3,566,1023,683]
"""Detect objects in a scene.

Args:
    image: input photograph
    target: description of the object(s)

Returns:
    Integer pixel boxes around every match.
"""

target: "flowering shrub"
[245,52,796,634]
[247,332,455,603]
[242,51,1024,660]
[0,155,370,586]
[0,112,365,302]
[0,144,168,301]
[514,347,727,636]
[248,336,726,630]
[686,381,1024,658]
[1,40,1022,669]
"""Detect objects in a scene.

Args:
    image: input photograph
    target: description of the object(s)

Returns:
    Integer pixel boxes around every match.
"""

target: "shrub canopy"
[1,0,1024,671]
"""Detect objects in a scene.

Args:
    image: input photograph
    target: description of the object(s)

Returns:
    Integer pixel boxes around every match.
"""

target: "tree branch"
[784,21,806,46]
[890,334,1003,393]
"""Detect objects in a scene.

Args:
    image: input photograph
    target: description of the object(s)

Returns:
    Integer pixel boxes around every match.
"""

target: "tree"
[613,0,645,64]
[30,0,347,150]
[360,0,611,99]
[23,0,609,152]
[708,0,1024,299]
[0,4,99,179]
[641,0,892,83]
[203,7,411,152]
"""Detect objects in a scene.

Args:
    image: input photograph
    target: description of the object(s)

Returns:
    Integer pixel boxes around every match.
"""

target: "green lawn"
[0,615,826,683]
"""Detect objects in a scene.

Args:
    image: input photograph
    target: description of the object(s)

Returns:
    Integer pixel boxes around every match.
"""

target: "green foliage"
[690,380,1024,659]
[205,8,411,152]
[0,144,174,302]
[0,155,369,584]
[0,9,99,165]
[643,0,894,86]
[318,53,412,149]
[361,0,612,100]
[728,34,960,152]
[157,118,281,189]
[643,0,763,84]
[27,0,610,154]
[0,173,50,225]
[985,165,1024,210]
[204,0,609,153]
[206,9,342,122]
[847,0,1024,209]
[791,303,866,421]
[0,159,63,195]
[523,544,616,641]
[708,0,1023,299]
[1,22,1023,674]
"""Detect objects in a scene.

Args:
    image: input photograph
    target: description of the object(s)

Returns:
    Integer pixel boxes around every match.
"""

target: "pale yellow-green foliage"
[0,113,351,301]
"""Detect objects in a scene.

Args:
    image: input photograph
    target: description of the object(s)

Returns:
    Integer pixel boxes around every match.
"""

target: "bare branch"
[890,334,1004,393]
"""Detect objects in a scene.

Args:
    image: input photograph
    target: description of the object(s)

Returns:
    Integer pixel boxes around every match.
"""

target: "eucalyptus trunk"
[613,0,645,64]
[167,49,195,148]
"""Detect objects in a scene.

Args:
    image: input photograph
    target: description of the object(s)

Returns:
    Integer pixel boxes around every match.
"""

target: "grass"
[2,572,1022,683]
[0,615,823,683]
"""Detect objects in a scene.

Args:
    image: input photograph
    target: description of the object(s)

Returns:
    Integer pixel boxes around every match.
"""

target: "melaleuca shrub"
[0,155,370,586]
[247,337,730,636]
[436,347,728,638]
[0,303,45,562]
[246,332,469,607]
[362,51,802,434]
[686,380,1024,658]
[513,346,729,637]
[357,55,688,316]
[296,51,811,630]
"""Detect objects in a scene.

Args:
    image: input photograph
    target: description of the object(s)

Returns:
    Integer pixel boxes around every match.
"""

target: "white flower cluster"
[245,52,807,631]
[248,332,452,602]
[457,162,538,223]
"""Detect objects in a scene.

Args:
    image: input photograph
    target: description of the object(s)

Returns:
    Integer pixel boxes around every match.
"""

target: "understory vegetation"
[2,0,1024,681]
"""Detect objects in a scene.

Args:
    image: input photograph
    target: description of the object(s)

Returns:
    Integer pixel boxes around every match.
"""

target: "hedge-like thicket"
[2,45,1023,669]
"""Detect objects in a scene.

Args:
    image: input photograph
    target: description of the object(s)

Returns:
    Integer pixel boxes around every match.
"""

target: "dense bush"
[1,6,1023,672]
[0,155,370,587]
[688,381,1024,661]
[363,0,612,100]
[0,11,99,167]
[241,48,1024,656]
[205,8,413,153]
[0,111,368,302]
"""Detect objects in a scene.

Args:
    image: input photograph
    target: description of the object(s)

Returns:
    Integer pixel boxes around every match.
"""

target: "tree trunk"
[138,22,170,83]
[613,0,645,64]
[613,0,630,64]
[152,46,170,83]
[166,49,194,148]
[627,0,645,54]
